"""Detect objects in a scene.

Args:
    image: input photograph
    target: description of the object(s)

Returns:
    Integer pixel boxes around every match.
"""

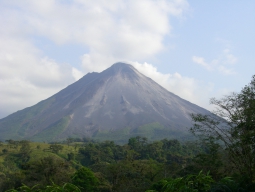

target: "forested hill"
[0,136,254,192]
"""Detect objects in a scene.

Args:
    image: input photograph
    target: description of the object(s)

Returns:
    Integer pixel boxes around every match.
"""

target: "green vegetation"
[92,122,189,144]
[191,74,255,183]
[92,126,132,144]
[0,75,254,191]
[33,116,71,142]
[0,137,196,191]
[0,135,254,191]
[0,98,55,141]
[71,167,99,191]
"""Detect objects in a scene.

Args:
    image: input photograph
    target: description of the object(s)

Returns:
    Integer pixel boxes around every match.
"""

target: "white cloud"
[222,49,237,64]
[0,35,76,118]
[81,53,117,73]
[217,65,236,75]
[0,0,190,118]
[0,78,58,118]
[1,0,189,71]
[192,48,237,75]
[72,67,84,81]
[192,56,214,71]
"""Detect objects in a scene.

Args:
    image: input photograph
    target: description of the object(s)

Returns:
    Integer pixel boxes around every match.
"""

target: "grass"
[0,97,55,141]
[93,126,132,144]
[32,116,71,142]
[132,122,165,139]
[91,122,189,144]
[0,141,80,169]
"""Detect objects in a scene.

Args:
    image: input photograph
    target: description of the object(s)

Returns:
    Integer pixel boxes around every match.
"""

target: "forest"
[0,75,254,192]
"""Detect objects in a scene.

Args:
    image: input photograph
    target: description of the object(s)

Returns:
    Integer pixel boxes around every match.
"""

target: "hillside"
[0,62,209,143]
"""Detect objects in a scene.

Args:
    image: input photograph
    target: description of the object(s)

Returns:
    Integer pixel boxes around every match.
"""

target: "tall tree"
[24,156,74,187]
[190,75,255,182]
[71,167,99,192]
[49,144,63,154]
[19,140,31,162]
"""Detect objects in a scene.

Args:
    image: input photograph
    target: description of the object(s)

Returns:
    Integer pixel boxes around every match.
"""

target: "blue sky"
[0,0,254,118]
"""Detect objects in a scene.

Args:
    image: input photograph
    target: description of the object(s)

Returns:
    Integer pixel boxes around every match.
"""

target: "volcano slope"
[0,62,209,143]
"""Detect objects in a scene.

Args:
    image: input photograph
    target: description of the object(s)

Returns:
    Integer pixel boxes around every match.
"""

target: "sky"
[0,0,254,119]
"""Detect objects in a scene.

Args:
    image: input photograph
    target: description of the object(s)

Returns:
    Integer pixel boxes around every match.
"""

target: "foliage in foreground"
[5,182,81,192]
[190,75,255,182]
[6,173,255,192]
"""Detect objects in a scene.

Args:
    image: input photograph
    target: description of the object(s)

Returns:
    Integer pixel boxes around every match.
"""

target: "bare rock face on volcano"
[0,63,209,143]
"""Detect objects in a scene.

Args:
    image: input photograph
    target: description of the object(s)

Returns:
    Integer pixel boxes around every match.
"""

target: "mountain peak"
[109,62,136,73]
[103,62,138,79]
[0,62,209,143]
[111,62,134,69]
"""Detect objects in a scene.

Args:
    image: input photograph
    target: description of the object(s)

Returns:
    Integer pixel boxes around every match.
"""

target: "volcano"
[0,62,209,143]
